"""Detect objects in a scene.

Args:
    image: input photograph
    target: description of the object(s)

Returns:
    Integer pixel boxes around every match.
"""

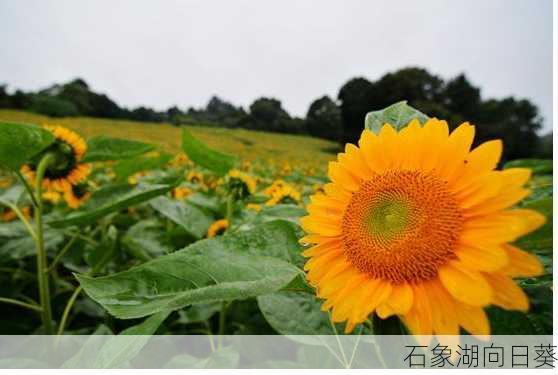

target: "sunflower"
[246,203,262,212]
[207,219,229,238]
[186,170,204,185]
[21,125,91,191]
[300,119,545,336]
[42,190,62,204]
[2,206,31,222]
[265,184,301,206]
[227,169,257,199]
[263,179,288,196]
[172,186,192,199]
[63,183,92,209]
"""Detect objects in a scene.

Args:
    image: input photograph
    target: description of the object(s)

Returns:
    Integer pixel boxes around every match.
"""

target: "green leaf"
[181,128,236,176]
[122,219,174,260]
[47,182,175,228]
[176,303,221,324]
[82,135,155,163]
[164,347,240,369]
[258,291,332,336]
[504,159,552,175]
[149,196,214,239]
[0,230,64,263]
[0,121,55,170]
[76,221,301,319]
[94,311,171,368]
[515,197,552,254]
[364,101,429,134]
[113,153,173,181]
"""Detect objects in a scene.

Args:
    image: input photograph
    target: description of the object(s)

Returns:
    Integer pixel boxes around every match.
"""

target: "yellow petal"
[483,272,529,312]
[438,261,491,306]
[456,302,490,338]
[376,283,413,318]
[455,245,508,272]
[465,140,503,173]
[328,161,361,192]
[500,244,544,278]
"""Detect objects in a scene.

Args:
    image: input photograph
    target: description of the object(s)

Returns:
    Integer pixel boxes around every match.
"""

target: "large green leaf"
[257,291,332,335]
[164,347,240,369]
[122,219,174,261]
[82,136,155,163]
[181,129,236,176]
[113,153,173,181]
[149,196,214,239]
[364,101,428,134]
[504,159,552,175]
[76,221,301,319]
[0,230,64,263]
[0,121,55,170]
[47,182,175,228]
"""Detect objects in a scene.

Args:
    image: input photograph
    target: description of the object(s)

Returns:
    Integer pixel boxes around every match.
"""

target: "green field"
[0,110,338,170]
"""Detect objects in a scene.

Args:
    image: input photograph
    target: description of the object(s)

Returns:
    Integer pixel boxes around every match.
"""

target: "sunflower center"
[341,170,463,283]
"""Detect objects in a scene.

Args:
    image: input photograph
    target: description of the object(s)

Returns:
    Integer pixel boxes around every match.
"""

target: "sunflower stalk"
[34,153,55,334]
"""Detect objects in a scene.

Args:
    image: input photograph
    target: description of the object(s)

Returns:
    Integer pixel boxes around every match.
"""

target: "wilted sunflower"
[63,183,91,209]
[21,125,90,191]
[207,219,229,238]
[300,119,545,336]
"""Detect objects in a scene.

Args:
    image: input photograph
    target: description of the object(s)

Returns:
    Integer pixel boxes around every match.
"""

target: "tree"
[306,95,342,141]
[337,77,374,144]
[476,98,542,161]
[241,97,294,133]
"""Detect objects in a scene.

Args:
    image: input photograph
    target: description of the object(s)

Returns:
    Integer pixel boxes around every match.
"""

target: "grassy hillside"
[0,110,338,170]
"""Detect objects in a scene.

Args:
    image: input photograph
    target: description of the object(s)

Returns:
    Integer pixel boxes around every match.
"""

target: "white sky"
[0,0,553,132]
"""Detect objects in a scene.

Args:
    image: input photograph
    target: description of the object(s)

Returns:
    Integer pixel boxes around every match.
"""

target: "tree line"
[0,67,551,160]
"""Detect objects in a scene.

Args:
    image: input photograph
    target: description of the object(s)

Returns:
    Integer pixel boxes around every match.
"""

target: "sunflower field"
[0,102,552,340]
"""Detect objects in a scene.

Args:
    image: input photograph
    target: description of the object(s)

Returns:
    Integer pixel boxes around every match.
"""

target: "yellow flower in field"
[312,184,325,195]
[172,186,192,199]
[170,153,189,167]
[63,184,91,209]
[263,180,287,196]
[21,125,91,191]
[186,170,204,185]
[0,176,12,189]
[246,203,262,212]
[2,206,31,222]
[265,184,301,206]
[207,219,229,238]
[227,169,257,198]
[300,119,545,336]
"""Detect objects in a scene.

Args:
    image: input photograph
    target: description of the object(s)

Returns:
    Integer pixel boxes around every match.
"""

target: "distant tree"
[30,96,79,117]
[537,132,552,159]
[443,74,481,120]
[476,98,542,161]
[337,77,374,144]
[242,97,294,133]
[306,95,342,141]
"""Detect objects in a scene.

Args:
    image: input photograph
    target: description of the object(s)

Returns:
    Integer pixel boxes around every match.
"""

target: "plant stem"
[34,153,55,334]
[225,194,234,226]
[0,297,42,313]
[56,286,82,335]
[14,170,39,208]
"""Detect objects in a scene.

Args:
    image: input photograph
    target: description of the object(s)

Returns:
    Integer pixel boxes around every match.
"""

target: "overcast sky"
[0,0,553,132]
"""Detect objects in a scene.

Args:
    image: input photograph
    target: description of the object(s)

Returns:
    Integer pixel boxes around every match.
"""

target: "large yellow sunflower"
[21,125,91,192]
[300,119,545,337]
